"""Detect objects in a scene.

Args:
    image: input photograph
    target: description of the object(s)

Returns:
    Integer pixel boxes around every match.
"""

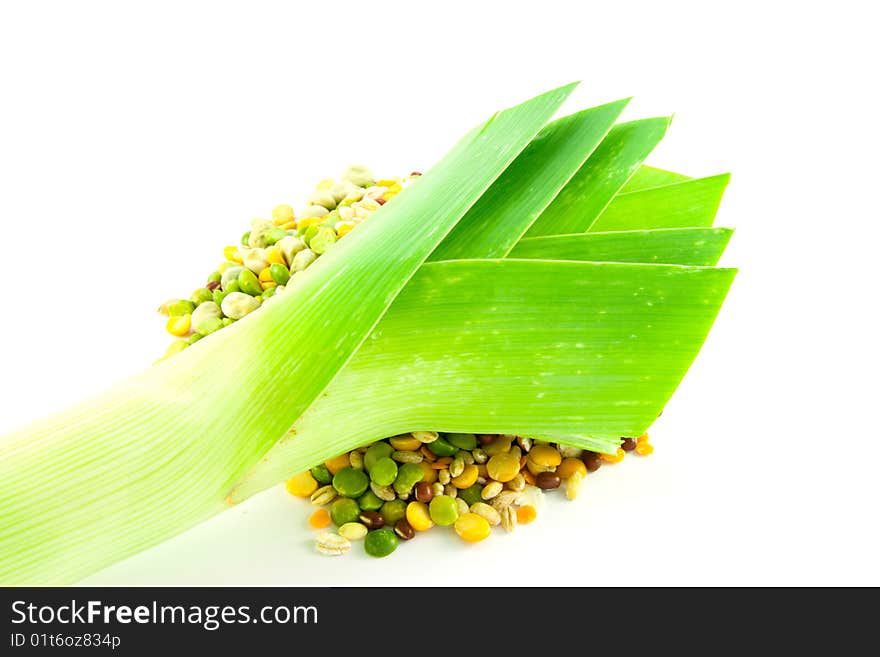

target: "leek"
[0,84,736,585]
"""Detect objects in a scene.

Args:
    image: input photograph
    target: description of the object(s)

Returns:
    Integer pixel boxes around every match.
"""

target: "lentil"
[454,513,491,543]
[310,464,332,485]
[483,435,512,456]
[406,501,434,532]
[309,508,332,529]
[379,499,407,526]
[369,457,398,487]
[329,497,361,526]
[621,437,638,452]
[447,433,478,450]
[426,437,458,457]
[414,481,434,503]
[167,299,196,316]
[506,473,526,492]
[529,444,563,468]
[393,463,424,496]
[429,495,459,526]
[359,510,385,529]
[286,471,319,498]
[557,457,587,480]
[416,460,438,484]
[389,435,421,451]
[635,442,654,456]
[458,484,484,506]
[601,448,625,464]
[535,471,562,490]
[166,314,191,337]
[486,452,520,483]
[394,519,415,540]
[583,452,603,472]
[332,467,369,498]
[516,505,538,524]
[338,522,368,541]
[357,490,384,511]
[364,442,394,471]
[364,528,399,558]
[451,464,479,489]
[325,453,352,475]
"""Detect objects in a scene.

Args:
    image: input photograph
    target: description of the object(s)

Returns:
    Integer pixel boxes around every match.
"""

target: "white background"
[1,0,877,586]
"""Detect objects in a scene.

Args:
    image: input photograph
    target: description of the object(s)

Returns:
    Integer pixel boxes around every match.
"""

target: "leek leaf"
[621,165,690,192]
[523,118,670,237]
[590,174,730,232]
[509,227,733,266]
[231,259,736,500]
[429,98,629,260]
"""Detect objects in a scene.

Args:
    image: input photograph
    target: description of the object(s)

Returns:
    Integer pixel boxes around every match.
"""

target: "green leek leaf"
[509,227,733,266]
[231,259,736,500]
[429,98,629,260]
[590,174,730,232]
[621,165,690,192]
[523,118,670,237]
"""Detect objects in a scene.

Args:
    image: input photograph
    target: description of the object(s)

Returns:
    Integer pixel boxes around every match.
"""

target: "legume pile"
[157,165,655,558]
[157,165,410,358]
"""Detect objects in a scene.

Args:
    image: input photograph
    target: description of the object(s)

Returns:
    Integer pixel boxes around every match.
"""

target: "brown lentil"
[394,518,415,540]
[359,511,385,529]
[414,481,434,503]
[583,452,603,472]
[621,437,638,452]
[535,471,562,490]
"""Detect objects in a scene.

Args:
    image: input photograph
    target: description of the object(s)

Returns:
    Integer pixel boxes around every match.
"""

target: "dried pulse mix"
[157,165,654,558]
